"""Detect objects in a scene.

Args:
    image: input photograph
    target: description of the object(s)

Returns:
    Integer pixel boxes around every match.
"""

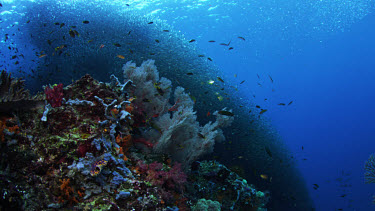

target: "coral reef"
[187,161,269,210]
[192,198,221,211]
[0,61,268,210]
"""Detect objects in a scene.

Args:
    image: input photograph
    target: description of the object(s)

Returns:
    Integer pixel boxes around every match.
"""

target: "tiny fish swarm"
[365,154,375,204]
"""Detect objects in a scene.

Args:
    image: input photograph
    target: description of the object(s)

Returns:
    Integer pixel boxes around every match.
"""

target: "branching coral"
[123,60,233,169]
[123,60,172,116]
[58,178,79,205]
[0,70,30,101]
[0,70,44,114]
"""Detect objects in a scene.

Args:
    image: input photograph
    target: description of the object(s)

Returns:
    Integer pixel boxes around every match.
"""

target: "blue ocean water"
[154,2,375,210]
[1,0,375,210]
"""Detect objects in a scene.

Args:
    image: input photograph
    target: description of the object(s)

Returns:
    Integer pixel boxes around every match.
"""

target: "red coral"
[137,161,186,190]
[44,83,64,108]
[77,140,95,157]
[133,137,154,148]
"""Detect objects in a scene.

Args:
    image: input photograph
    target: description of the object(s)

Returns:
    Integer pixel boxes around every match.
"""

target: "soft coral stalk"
[44,83,64,108]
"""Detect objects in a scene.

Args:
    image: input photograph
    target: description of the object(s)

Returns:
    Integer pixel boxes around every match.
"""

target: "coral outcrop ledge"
[0,60,268,210]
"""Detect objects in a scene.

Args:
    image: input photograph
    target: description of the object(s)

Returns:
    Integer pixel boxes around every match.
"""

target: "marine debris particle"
[0,61,269,210]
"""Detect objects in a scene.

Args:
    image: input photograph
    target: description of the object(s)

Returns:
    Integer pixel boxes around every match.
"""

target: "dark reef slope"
[18,1,313,210]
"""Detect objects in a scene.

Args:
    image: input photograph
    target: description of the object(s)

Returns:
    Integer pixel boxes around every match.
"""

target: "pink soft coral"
[44,83,64,108]
[137,161,187,190]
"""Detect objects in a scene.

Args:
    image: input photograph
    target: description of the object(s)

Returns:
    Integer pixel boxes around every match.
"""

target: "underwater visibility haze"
[0,0,375,210]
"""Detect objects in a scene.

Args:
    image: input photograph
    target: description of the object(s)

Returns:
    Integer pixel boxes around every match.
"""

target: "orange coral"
[7,125,19,133]
[125,104,134,113]
[118,147,129,161]
[0,119,5,142]
[115,135,133,161]
[116,134,132,145]
[0,117,19,142]
[77,190,84,198]
[60,178,70,191]
[111,108,119,115]
[58,178,78,205]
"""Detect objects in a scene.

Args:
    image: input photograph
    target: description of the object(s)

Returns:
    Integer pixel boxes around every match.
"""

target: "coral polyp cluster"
[0,60,268,210]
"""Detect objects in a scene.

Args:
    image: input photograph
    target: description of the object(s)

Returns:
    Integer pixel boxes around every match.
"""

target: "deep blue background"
[273,12,375,210]
[209,11,375,211]
[169,4,375,210]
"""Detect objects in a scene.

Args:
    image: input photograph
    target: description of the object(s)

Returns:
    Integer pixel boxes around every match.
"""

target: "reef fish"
[268,75,273,83]
[265,146,272,157]
[69,29,75,38]
[218,110,234,116]
[313,184,319,190]
[259,109,267,114]
[260,174,268,180]
[217,77,224,83]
